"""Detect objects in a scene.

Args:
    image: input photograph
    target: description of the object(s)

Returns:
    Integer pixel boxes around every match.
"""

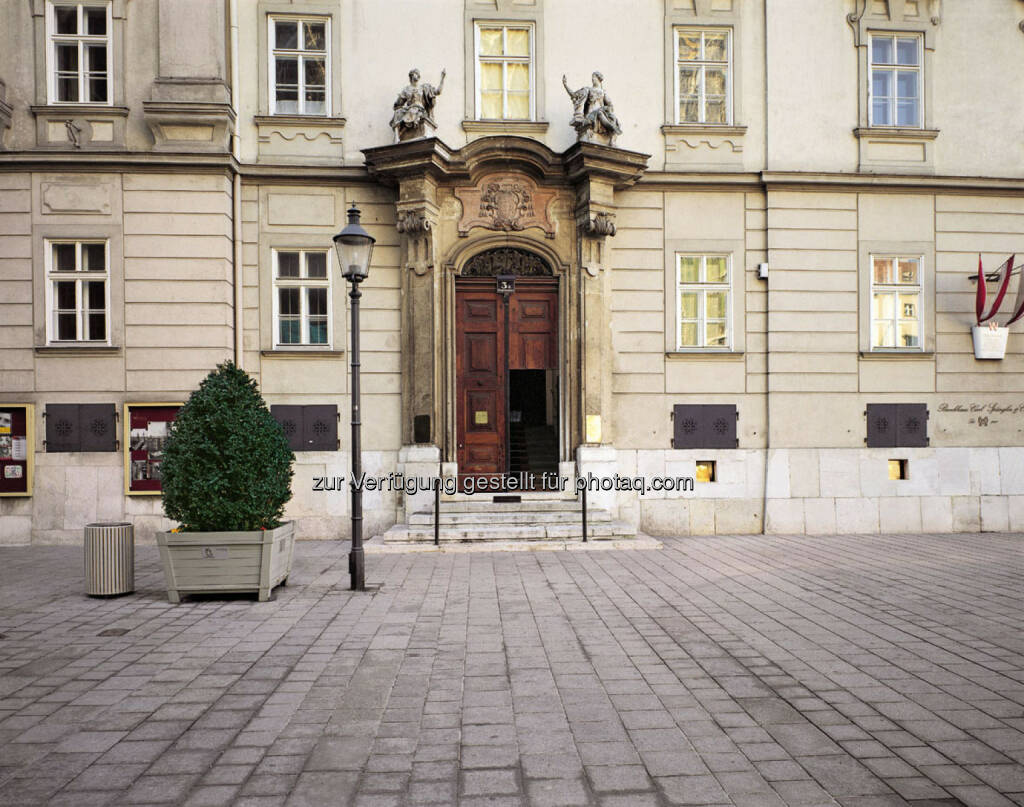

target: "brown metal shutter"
[302,405,338,451]
[271,405,305,452]
[865,404,897,447]
[45,404,81,452]
[896,404,928,447]
[672,404,737,449]
[79,404,117,452]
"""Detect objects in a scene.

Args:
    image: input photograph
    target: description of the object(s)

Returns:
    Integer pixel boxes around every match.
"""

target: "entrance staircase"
[377,496,637,544]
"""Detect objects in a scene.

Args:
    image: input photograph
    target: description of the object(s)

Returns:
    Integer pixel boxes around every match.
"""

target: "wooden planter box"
[156,522,295,603]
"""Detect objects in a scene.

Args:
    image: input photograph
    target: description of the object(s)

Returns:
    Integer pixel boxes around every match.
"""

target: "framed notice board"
[124,403,181,495]
[0,404,34,497]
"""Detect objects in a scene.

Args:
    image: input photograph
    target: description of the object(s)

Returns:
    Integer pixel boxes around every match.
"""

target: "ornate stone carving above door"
[454,173,557,238]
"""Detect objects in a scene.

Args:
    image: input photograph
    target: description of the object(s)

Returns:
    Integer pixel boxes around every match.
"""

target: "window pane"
[88,76,107,102]
[899,293,919,320]
[307,287,327,316]
[873,321,894,348]
[872,99,890,126]
[276,57,298,85]
[479,28,503,56]
[276,87,298,113]
[706,321,727,347]
[507,92,530,120]
[678,32,700,61]
[679,96,699,123]
[57,44,79,73]
[898,320,919,348]
[275,20,298,49]
[279,288,299,315]
[871,36,893,65]
[507,62,529,91]
[873,258,893,284]
[704,32,727,61]
[304,90,325,114]
[308,318,328,345]
[86,44,106,73]
[706,292,727,319]
[872,70,892,99]
[678,256,700,283]
[679,321,698,347]
[480,92,502,119]
[305,252,327,278]
[58,77,79,103]
[304,21,325,51]
[706,257,728,283]
[83,243,105,271]
[896,70,917,99]
[896,37,918,65]
[54,243,76,272]
[896,101,918,127]
[55,280,77,309]
[57,312,77,340]
[505,28,529,57]
[85,6,106,35]
[873,292,895,320]
[898,260,919,284]
[678,65,699,96]
[705,98,726,124]
[705,67,727,96]
[85,280,105,309]
[277,252,300,278]
[480,63,503,91]
[304,58,325,87]
[279,319,300,344]
[87,311,106,340]
[55,6,78,34]
[679,292,698,319]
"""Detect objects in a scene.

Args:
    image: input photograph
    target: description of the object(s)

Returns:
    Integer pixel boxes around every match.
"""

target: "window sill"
[661,124,747,136]
[31,104,128,116]
[462,120,549,136]
[254,114,346,127]
[35,345,120,356]
[859,350,934,360]
[854,127,939,140]
[261,349,343,358]
[666,350,744,361]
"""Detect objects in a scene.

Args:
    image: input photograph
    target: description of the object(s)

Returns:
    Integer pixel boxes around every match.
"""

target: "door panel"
[456,286,505,476]
[510,285,557,370]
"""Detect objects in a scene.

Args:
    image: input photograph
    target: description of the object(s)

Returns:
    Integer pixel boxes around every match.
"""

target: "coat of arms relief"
[454,173,557,238]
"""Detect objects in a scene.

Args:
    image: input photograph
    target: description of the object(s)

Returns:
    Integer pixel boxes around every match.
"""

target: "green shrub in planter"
[161,361,294,531]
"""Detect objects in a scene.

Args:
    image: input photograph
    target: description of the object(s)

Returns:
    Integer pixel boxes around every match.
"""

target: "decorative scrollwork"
[479,182,533,231]
[396,210,431,236]
[582,212,616,237]
[461,248,552,277]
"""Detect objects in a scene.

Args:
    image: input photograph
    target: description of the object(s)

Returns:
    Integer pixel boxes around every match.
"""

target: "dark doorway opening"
[508,369,558,480]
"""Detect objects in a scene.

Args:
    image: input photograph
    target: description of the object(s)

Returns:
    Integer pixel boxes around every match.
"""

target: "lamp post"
[333,203,375,591]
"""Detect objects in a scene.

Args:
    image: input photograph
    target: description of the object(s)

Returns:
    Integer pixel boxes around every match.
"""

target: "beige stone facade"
[1,0,1023,544]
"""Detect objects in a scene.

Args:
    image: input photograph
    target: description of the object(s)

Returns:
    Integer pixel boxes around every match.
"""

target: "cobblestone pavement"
[1,533,1022,807]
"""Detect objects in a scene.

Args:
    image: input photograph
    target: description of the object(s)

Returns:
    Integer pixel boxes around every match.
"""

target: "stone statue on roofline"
[562,71,622,146]
[390,67,445,142]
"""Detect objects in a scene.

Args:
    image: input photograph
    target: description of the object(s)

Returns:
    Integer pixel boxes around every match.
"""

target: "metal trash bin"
[84,522,134,596]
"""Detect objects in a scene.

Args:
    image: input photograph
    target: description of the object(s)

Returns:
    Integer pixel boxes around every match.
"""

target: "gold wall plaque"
[474,410,488,425]
[585,414,602,443]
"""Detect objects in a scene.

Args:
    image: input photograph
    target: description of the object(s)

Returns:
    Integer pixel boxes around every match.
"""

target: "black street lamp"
[333,203,375,591]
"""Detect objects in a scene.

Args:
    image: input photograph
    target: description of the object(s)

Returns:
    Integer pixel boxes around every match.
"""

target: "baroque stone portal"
[563,72,622,146]
[390,68,445,142]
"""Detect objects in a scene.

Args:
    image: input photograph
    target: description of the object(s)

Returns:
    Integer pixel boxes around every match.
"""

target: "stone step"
[431,498,582,512]
[378,520,637,544]
[408,508,612,526]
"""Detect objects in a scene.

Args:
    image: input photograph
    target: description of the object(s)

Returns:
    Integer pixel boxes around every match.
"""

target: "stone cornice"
[562,142,652,189]
[759,171,1024,193]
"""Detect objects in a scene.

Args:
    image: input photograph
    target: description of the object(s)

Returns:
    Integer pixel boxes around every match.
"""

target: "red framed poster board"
[124,403,181,495]
[0,404,34,496]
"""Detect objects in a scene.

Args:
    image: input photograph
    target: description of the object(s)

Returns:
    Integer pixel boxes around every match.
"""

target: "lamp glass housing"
[333,205,375,282]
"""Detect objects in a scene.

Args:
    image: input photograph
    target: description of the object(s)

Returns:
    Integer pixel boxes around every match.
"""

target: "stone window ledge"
[661,124,747,137]
[260,349,344,358]
[462,120,549,136]
[859,350,935,360]
[666,350,745,361]
[31,104,130,117]
[35,345,121,356]
[254,114,347,128]
[853,127,939,140]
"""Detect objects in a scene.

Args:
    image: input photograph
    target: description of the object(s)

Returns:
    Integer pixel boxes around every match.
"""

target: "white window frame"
[272,249,332,349]
[268,15,331,116]
[676,254,732,351]
[474,22,535,121]
[46,1,113,106]
[870,254,923,351]
[44,239,110,344]
[674,27,732,125]
[868,32,922,128]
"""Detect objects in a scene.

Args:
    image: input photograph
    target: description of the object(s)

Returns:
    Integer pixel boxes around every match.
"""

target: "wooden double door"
[455,277,558,477]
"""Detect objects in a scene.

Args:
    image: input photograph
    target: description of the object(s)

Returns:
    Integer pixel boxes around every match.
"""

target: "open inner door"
[455,276,558,486]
